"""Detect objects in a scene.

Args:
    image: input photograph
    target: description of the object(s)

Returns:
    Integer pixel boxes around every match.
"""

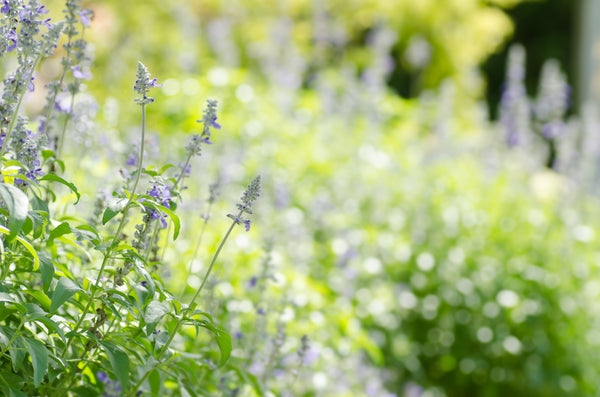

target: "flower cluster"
[185,99,221,157]
[499,44,530,147]
[534,59,570,140]
[147,178,171,209]
[228,175,261,231]
[134,61,161,105]
[133,178,171,250]
[11,117,44,184]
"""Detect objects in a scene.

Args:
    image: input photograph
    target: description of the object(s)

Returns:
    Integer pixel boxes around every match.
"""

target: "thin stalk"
[144,219,160,263]
[0,52,44,158]
[56,90,76,159]
[61,103,147,358]
[125,214,241,397]
[154,153,193,262]
[179,203,212,296]
[40,26,77,141]
[0,320,23,358]
[52,25,87,157]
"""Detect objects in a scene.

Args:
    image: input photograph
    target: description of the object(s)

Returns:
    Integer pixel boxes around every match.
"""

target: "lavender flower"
[1,1,10,14]
[499,44,530,147]
[186,99,221,156]
[534,59,570,139]
[199,99,221,137]
[147,179,171,208]
[227,175,261,231]
[134,62,161,105]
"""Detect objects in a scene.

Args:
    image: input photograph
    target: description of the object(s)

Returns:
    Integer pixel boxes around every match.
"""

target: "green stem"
[56,90,76,160]
[154,153,193,263]
[179,204,212,296]
[0,320,23,359]
[40,28,76,141]
[185,214,239,315]
[144,219,160,263]
[61,103,146,358]
[126,215,241,397]
[0,52,44,159]
[173,154,192,191]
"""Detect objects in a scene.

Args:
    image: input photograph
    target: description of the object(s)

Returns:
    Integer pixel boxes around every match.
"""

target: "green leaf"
[99,341,129,390]
[227,363,263,396]
[74,224,102,244]
[24,314,65,340]
[199,321,232,367]
[0,328,26,372]
[30,192,49,215]
[0,183,29,242]
[22,337,48,388]
[47,222,72,245]
[0,292,18,303]
[144,301,169,333]
[38,254,54,292]
[39,173,80,204]
[102,198,128,225]
[0,371,25,391]
[149,369,162,396]
[140,201,180,240]
[27,210,44,239]
[23,291,51,312]
[0,225,39,270]
[50,277,81,313]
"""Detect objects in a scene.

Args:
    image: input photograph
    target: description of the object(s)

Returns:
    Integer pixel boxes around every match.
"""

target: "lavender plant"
[0,2,272,396]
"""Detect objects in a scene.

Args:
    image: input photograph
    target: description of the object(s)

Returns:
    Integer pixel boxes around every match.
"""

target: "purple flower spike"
[6,28,17,52]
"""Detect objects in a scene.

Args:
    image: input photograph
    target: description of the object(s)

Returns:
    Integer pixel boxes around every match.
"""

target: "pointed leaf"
[140,201,180,240]
[50,277,81,313]
[22,337,48,388]
[144,301,169,329]
[0,225,39,270]
[99,341,129,390]
[38,254,54,292]
[39,173,80,204]
[0,183,29,242]
[199,321,231,367]
[47,222,72,245]
[102,198,128,225]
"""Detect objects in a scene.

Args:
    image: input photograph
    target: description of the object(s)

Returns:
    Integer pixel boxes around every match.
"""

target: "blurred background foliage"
[31,0,600,395]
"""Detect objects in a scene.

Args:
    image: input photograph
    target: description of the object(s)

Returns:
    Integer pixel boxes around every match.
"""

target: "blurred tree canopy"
[42,0,540,118]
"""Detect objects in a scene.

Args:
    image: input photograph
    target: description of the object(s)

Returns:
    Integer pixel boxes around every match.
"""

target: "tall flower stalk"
[126,176,261,396]
[61,62,160,359]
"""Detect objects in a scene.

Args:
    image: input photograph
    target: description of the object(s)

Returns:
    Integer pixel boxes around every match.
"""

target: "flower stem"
[0,52,44,159]
[126,214,241,396]
[0,320,23,358]
[179,202,212,296]
[61,103,146,358]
